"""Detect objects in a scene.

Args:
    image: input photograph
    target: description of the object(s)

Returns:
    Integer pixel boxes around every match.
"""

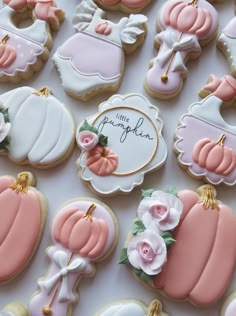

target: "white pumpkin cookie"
[0,172,47,283]
[76,93,167,196]
[95,299,168,316]
[94,0,152,13]
[29,198,118,316]
[53,0,147,100]
[221,292,236,316]
[0,86,75,168]
[0,0,64,82]
[0,303,28,316]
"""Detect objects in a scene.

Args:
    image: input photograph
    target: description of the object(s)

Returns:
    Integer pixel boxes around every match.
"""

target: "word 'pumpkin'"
[0,172,47,283]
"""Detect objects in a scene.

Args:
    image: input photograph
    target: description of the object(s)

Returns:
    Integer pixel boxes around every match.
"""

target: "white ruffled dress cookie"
[0,86,75,168]
[76,93,167,196]
[53,0,147,100]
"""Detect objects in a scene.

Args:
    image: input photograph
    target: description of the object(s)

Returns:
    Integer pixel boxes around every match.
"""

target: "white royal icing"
[98,303,146,316]
[0,87,75,166]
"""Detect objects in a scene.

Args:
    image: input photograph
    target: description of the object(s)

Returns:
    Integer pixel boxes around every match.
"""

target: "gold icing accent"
[42,306,52,316]
[216,134,226,147]
[199,185,219,210]
[33,87,51,97]
[148,300,161,316]
[83,203,96,221]
[1,35,10,45]
[10,173,29,193]
[188,0,198,5]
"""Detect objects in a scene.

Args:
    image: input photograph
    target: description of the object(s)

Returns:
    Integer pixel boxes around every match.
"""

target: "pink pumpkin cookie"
[175,74,236,185]
[0,172,47,283]
[0,86,75,168]
[76,93,167,196]
[94,0,152,13]
[0,0,64,82]
[29,198,118,316]
[221,292,236,316]
[95,299,168,316]
[144,0,218,99]
[53,0,147,100]
[0,303,28,316]
[121,185,236,306]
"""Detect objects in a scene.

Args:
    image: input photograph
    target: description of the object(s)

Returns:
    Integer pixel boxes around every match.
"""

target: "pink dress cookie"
[29,198,118,316]
[121,185,236,306]
[94,0,152,13]
[175,74,236,185]
[144,0,218,99]
[0,0,64,82]
[53,0,147,100]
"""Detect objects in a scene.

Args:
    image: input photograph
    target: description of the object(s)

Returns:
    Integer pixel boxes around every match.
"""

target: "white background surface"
[0,0,235,315]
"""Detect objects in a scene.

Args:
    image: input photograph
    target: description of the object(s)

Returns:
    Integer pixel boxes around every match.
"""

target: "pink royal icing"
[98,0,150,9]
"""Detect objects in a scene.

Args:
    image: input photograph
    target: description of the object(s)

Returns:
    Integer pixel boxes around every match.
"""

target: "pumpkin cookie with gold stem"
[29,197,118,316]
[0,86,75,168]
[0,171,47,283]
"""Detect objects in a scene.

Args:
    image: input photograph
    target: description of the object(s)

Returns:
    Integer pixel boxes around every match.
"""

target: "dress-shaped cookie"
[95,299,168,316]
[121,185,236,306]
[0,0,64,81]
[53,0,147,100]
[76,93,167,196]
[0,86,75,168]
[94,0,152,13]
[144,0,218,99]
[29,198,118,316]
[175,74,236,185]
[0,172,46,283]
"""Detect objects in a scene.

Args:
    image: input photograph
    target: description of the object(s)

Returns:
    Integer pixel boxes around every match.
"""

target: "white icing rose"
[77,130,98,151]
[138,191,183,233]
[127,230,167,275]
[0,113,11,143]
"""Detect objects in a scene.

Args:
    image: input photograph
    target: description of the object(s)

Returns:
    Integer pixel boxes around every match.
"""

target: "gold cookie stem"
[10,173,29,193]
[216,134,226,147]
[148,300,161,316]
[1,35,10,45]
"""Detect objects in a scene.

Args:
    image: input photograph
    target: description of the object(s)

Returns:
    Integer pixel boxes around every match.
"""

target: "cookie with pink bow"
[175,74,236,185]
[29,198,118,316]
[94,0,152,13]
[144,0,218,99]
[0,0,64,82]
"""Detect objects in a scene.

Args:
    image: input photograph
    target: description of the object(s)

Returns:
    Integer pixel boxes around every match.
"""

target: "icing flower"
[77,130,99,151]
[138,191,183,233]
[127,230,167,275]
[0,113,11,143]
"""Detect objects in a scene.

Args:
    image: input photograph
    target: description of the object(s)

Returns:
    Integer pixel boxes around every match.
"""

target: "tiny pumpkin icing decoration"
[175,74,236,185]
[95,298,169,316]
[0,86,75,168]
[0,172,47,283]
[29,198,118,316]
[121,185,236,306]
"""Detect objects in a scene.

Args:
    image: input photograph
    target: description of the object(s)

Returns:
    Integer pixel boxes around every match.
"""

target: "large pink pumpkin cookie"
[94,0,152,13]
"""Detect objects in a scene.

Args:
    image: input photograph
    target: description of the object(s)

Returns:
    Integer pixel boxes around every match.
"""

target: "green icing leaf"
[135,269,153,284]
[161,231,176,248]
[1,108,10,123]
[98,134,108,147]
[79,119,98,134]
[0,136,10,151]
[132,220,146,235]
[141,189,155,200]
[119,248,129,264]
[165,187,178,197]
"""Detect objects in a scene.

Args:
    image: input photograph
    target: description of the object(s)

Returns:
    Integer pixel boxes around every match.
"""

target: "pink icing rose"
[0,113,11,143]
[127,230,167,275]
[138,191,183,233]
[77,130,99,151]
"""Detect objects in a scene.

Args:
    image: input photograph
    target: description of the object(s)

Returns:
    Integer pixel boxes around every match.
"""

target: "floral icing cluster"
[77,120,118,176]
[120,189,183,282]
[0,100,10,151]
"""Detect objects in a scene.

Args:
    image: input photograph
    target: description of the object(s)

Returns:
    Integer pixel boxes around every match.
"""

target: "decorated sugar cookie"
[121,185,236,306]
[94,0,152,13]
[53,0,147,100]
[0,86,75,168]
[218,16,236,77]
[0,172,47,283]
[175,74,236,185]
[29,198,118,316]
[144,0,218,99]
[76,93,167,196]
[0,0,64,82]
[221,292,236,316]
[95,299,168,316]
[0,303,28,316]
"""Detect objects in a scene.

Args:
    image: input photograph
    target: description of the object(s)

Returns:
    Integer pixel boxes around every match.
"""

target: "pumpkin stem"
[216,134,226,147]
[83,203,96,221]
[33,87,51,97]
[188,0,198,6]
[201,185,219,210]
[148,300,161,316]
[10,173,29,193]
[1,35,10,45]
